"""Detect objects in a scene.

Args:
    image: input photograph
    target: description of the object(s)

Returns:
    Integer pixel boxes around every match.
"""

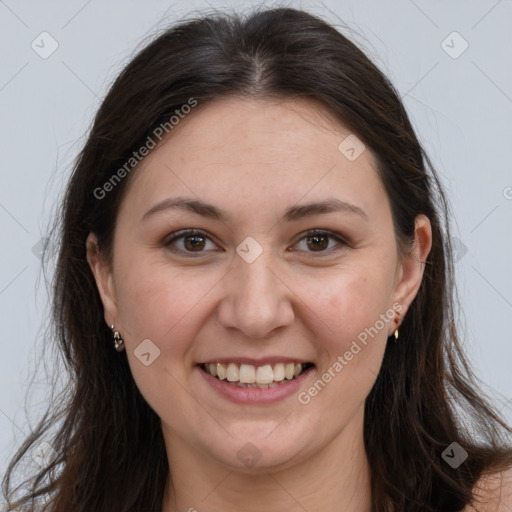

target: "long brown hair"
[3,6,511,511]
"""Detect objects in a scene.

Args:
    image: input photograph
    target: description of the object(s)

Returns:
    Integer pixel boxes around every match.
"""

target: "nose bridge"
[218,237,294,338]
[237,245,276,301]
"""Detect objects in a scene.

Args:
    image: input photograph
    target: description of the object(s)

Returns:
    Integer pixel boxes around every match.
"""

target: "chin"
[205,426,313,474]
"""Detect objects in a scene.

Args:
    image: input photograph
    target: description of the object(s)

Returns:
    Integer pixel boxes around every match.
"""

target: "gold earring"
[393,315,400,342]
[111,324,125,351]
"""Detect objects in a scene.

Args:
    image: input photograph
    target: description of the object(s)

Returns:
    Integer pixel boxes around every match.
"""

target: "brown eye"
[183,234,206,251]
[164,229,216,255]
[293,229,346,255]
[306,233,329,251]
[164,228,346,257]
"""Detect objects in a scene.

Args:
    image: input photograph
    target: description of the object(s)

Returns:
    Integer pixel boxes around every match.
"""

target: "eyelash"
[163,228,348,257]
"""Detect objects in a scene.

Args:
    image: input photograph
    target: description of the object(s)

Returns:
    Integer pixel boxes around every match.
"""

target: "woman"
[2,6,511,512]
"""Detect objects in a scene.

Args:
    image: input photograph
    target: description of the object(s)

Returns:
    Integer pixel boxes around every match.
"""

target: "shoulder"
[464,465,512,512]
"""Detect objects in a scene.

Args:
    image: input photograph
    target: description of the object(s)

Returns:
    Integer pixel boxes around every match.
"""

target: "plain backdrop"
[1,0,511,485]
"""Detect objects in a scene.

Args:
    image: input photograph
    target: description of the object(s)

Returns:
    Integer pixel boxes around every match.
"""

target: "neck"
[161,408,372,512]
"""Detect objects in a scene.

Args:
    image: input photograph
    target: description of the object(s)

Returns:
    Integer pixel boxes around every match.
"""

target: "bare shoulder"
[464,465,512,512]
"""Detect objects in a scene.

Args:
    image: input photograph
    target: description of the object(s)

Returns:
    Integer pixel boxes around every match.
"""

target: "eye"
[164,228,347,256]
[164,229,218,255]
[292,229,347,255]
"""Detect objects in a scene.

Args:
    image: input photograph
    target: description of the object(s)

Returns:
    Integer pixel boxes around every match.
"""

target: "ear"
[86,232,119,327]
[389,214,432,334]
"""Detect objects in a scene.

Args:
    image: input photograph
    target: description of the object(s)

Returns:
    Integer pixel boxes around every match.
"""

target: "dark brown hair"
[3,6,511,512]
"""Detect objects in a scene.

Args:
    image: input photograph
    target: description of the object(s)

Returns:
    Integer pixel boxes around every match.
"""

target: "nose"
[216,247,295,339]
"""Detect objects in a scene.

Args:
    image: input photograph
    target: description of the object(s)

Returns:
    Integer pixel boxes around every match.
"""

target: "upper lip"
[199,357,313,366]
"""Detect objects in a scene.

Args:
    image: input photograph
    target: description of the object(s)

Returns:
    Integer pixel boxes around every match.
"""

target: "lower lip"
[197,365,315,404]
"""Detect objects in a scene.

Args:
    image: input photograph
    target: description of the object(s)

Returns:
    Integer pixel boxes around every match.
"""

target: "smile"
[200,361,314,388]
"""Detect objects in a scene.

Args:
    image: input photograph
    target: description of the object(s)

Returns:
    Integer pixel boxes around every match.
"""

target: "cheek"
[305,265,392,343]
[298,265,393,400]
[114,258,213,342]
[113,263,213,414]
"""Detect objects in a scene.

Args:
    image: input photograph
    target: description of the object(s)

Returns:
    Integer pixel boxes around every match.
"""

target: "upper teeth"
[205,362,305,384]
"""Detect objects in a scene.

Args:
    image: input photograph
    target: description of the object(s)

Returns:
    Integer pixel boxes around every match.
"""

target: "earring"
[394,328,399,342]
[111,324,125,351]
[393,315,400,343]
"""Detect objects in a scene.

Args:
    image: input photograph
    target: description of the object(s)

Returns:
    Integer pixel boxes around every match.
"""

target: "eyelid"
[163,228,348,256]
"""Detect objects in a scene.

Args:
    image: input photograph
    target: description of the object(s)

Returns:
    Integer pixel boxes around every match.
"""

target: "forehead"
[150,95,360,165]
[118,96,388,223]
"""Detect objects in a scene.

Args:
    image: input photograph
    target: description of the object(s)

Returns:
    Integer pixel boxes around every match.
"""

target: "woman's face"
[87,96,430,473]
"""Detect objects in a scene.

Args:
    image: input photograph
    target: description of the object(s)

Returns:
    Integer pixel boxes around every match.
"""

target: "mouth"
[198,361,315,389]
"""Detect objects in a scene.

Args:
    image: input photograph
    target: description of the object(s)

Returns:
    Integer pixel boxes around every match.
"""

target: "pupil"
[308,235,327,251]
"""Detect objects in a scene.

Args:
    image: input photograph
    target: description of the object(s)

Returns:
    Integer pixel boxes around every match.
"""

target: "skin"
[86,96,433,511]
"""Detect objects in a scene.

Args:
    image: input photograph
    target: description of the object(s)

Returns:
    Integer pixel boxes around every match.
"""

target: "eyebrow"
[141,196,367,223]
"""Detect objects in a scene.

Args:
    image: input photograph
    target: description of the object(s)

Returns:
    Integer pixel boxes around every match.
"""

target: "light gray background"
[1,0,511,484]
